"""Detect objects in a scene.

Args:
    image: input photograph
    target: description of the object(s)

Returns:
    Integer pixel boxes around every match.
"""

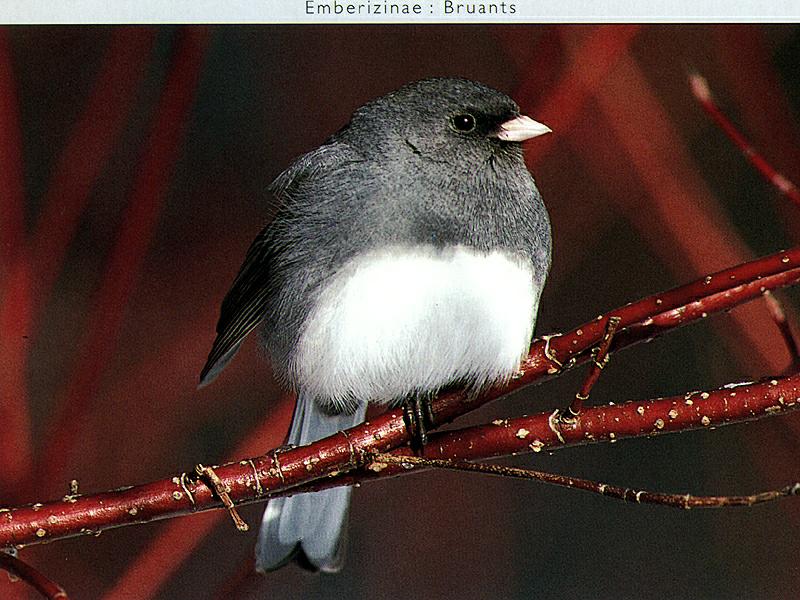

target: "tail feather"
[255,393,367,573]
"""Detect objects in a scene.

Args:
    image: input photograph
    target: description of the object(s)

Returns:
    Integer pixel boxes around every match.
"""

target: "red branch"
[494,27,641,274]
[0,28,24,273]
[0,28,157,496]
[28,28,157,320]
[37,28,211,483]
[0,28,33,492]
[0,552,68,599]
[0,255,32,492]
[498,25,642,165]
[372,375,800,471]
[689,73,800,206]
[2,373,798,551]
[2,247,800,550]
[763,292,800,364]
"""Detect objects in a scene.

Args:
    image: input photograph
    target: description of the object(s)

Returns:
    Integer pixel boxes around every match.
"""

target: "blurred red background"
[1,24,800,599]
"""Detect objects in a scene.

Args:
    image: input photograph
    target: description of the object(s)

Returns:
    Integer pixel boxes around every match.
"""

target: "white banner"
[1,0,799,23]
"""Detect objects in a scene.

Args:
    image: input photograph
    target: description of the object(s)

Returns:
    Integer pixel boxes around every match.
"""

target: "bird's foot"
[402,395,434,453]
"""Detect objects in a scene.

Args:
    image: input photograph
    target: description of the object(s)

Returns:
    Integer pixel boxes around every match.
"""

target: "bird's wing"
[199,141,363,386]
[199,224,277,386]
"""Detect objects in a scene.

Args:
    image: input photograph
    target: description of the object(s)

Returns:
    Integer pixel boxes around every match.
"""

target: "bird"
[199,77,552,573]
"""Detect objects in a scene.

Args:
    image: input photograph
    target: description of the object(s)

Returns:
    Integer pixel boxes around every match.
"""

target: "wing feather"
[199,141,362,386]
[199,226,276,385]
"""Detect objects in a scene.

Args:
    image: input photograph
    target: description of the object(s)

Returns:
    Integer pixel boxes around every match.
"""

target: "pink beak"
[493,114,552,142]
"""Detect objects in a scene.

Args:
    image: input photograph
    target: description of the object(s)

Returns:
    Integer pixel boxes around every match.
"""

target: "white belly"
[292,245,540,410]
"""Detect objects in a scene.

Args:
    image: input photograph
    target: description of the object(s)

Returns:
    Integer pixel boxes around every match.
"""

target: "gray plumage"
[200,77,552,572]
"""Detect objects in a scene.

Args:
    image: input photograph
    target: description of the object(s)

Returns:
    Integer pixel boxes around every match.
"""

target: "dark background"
[1,24,800,599]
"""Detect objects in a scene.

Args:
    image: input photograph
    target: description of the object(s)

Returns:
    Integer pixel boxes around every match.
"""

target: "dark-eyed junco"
[200,77,552,573]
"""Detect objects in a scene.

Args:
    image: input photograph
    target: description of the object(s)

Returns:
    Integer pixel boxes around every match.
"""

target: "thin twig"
[195,465,249,532]
[763,291,800,365]
[689,72,800,206]
[566,316,621,416]
[370,453,800,509]
[0,551,68,599]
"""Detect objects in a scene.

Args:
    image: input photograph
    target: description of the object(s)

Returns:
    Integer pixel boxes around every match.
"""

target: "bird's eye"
[451,113,476,133]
